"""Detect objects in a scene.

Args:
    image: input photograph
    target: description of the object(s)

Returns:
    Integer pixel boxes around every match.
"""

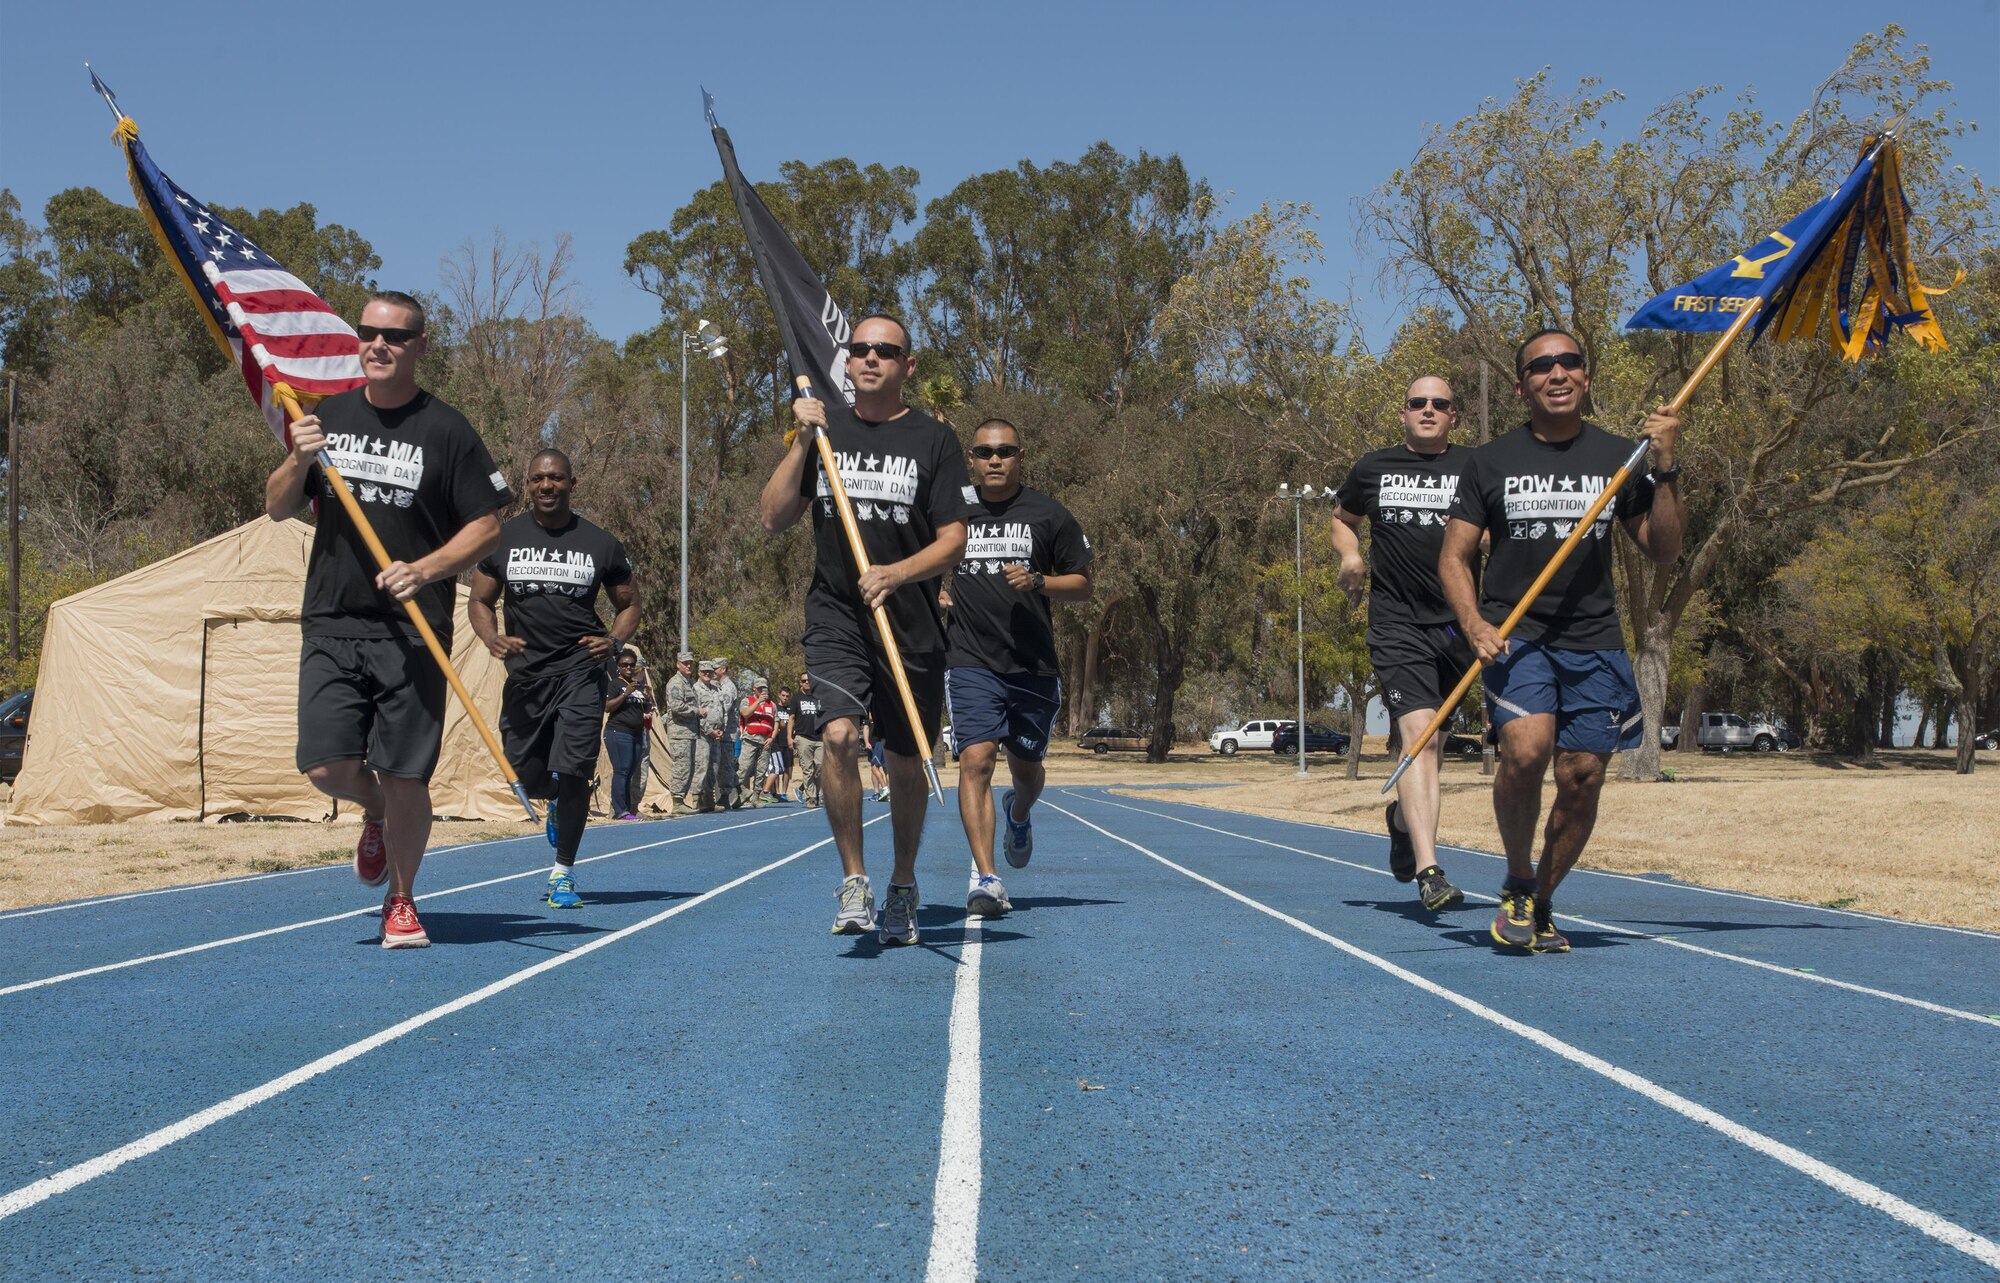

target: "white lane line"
[0,820,865,1222]
[0,835,539,922]
[0,813,803,997]
[924,916,984,1283]
[1069,791,1998,1027]
[1115,787,2000,940]
[1044,799,2000,1272]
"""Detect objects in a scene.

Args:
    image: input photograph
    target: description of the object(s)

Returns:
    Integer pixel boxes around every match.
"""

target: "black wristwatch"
[1650,462,1682,485]
[1028,572,1046,593]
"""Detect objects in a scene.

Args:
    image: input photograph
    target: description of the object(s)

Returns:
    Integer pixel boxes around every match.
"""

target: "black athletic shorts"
[803,617,944,757]
[296,635,449,782]
[501,665,610,792]
[1369,620,1476,719]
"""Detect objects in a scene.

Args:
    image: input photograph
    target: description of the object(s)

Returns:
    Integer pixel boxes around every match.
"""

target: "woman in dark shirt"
[603,650,653,819]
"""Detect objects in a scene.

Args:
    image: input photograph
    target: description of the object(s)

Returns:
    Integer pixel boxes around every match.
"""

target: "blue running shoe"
[546,871,582,909]
[1000,789,1033,868]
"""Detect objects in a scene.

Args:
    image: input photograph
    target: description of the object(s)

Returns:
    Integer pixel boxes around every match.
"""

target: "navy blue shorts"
[1483,640,1644,755]
[945,668,1062,761]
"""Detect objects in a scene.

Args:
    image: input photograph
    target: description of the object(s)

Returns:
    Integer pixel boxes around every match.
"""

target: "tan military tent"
[7,517,528,825]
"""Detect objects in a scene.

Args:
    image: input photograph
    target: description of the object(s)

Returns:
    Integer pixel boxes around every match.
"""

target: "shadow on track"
[1606,916,1860,937]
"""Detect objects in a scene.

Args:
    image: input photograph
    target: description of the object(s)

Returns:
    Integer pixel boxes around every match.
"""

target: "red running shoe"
[380,894,429,949]
[354,817,388,886]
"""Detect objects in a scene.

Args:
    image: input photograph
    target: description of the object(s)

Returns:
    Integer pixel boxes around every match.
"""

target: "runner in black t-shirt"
[1333,376,1473,912]
[1441,328,1684,954]
[943,418,1094,918]
[264,291,512,949]
[759,313,976,947]
[468,449,638,909]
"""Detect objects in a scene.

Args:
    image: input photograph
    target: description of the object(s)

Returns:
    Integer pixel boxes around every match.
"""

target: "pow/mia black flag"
[705,89,856,408]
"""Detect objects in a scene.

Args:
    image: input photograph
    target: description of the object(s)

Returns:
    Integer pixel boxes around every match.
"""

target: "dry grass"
[4,745,1995,930]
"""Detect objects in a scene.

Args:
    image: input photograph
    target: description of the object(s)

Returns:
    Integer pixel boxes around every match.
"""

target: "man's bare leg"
[1391,707,1449,870]
[306,759,386,821]
[1003,748,1046,821]
[819,717,867,879]
[957,741,1000,878]
[377,775,434,898]
[1536,749,1610,899]
[1492,715,1555,884]
[885,749,930,887]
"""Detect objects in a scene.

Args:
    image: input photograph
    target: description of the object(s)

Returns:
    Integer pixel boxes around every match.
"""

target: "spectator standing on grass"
[767,684,795,801]
[791,671,824,808]
[467,447,639,909]
[713,657,740,810]
[1440,329,1682,954]
[1332,376,1474,914]
[694,660,728,810]
[663,651,704,815]
[602,650,653,821]
[266,291,511,950]
[736,677,777,808]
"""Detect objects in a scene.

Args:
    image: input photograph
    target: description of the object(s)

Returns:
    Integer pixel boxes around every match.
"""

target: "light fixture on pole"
[1276,482,1331,777]
[679,320,729,654]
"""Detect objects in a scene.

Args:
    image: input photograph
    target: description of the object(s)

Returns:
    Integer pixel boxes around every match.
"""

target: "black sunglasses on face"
[970,444,1021,460]
[847,341,906,360]
[1520,351,1586,377]
[356,325,421,345]
[1406,396,1453,412]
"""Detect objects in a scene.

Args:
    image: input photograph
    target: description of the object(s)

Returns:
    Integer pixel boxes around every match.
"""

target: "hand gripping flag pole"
[706,91,945,802]
[1384,123,1946,795]
[87,67,538,821]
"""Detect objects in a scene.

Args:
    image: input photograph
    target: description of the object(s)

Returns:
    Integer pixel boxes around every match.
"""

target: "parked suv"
[1209,719,1292,756]
[1271,723,1351,756]
[1077,726,1151,755]
[0,689,31,784]
[1696,711,1785,753]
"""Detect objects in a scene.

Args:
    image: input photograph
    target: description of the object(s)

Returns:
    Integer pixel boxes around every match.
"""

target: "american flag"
[120,132,364,444]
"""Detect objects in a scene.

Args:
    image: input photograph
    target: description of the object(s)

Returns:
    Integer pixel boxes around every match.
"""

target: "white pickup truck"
[1696,711,1785,752]
[1209,719,1293,756]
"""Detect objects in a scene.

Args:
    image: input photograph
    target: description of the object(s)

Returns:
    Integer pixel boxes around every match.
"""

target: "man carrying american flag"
[263,291,512,949]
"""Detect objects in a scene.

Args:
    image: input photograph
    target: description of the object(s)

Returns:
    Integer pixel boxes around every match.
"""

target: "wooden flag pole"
[1381,299,1761,796]
[797,377,947,803]
[273,384,538,821]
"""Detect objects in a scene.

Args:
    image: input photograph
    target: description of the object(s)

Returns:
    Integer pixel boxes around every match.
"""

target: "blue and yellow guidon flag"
[1627,132,1951,361]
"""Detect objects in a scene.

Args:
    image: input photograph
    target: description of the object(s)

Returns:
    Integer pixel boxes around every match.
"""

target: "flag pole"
[794,377,948,802]
[87,67,536,821]
[1381,298,1761,796]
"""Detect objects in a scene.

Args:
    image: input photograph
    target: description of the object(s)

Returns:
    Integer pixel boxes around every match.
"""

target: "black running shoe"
[1530,907,1570,953]
[1490,887,1535,950]
[1416,865,1465,911]
[1385,802,1417,882]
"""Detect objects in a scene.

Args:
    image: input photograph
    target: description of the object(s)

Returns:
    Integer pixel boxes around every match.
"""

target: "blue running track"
[3,787,1995,1280]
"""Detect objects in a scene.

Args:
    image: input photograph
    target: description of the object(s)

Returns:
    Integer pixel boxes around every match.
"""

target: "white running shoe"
[967,870,1011,917]
[832,875,877,935]
[878,882,920,946]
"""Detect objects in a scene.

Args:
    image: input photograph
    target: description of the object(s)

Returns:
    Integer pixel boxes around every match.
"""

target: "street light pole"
[678,322,728,656]
[5,372,17,664]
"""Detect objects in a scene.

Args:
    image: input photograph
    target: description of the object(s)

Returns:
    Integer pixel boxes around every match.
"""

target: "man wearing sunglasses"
[266,291,512,949]
[1441,330,1683,954]
[1332,377,1473,914]
[467,448,639,909]
[759,314,976,946]
[943,419,1094,917]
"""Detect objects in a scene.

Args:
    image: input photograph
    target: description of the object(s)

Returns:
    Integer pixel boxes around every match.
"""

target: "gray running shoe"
[1000,788,1033,868]
[878,882,920,946]
[1416,865,1465,911]
[967,870,1011,917]
[832,875,877,935]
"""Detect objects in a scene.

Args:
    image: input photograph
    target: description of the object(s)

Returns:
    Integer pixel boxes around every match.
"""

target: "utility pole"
[6,372,18,664]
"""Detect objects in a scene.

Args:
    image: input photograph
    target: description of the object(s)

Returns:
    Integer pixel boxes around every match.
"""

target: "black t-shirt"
[1449,422,1655,650]
[1335,443,1472,627]
[300,387,511,646]
[789,690,824,740]
[946,485,1093,674]
[476,513,632,680]
[797,404,978,654]
[606,677,652,734]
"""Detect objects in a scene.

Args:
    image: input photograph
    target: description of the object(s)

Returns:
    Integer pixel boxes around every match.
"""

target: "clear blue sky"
[3,0,1994,349]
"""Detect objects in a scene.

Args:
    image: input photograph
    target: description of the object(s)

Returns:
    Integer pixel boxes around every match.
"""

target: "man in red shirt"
[735,678,778,809]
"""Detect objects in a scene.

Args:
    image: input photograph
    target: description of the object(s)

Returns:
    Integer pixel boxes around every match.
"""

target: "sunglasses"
[970,444,1021,460]
[1520,351,1586,377]
[1405,396,1453,412]
[356,325,421,345]
[846,341,906,360]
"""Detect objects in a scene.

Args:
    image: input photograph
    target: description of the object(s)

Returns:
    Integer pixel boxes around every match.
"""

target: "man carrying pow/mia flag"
[467,448,638,909]
[759,315,976,947]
